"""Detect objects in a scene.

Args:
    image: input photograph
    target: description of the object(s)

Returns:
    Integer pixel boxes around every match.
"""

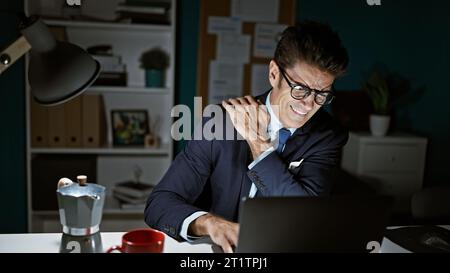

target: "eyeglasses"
[279,67,335,106]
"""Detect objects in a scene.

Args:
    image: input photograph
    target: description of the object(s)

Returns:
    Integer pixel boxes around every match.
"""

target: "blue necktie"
[276,128,291,154]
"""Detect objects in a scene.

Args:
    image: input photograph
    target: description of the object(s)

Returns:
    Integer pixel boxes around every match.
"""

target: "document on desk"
[385,226,450,253]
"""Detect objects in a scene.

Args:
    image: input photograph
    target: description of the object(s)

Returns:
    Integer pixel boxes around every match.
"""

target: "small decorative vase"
[370,114,390,137]
[145,69,164,87]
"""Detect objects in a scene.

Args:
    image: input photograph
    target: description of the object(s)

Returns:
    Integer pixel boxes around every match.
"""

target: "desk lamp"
[0,16,100,105]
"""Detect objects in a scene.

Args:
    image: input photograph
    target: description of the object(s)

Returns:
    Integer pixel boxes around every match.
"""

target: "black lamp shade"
[28,43,100,105]
[21,18,100,106]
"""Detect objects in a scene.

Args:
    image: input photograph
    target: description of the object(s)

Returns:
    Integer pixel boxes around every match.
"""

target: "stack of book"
[113,181,154,210]
[93,55,127,86]
[88,45,127,86]
[116,0,171,25]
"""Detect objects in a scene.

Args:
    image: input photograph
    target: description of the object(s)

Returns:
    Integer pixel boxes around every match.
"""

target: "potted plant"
[139,47,170,88]
[362,71,391,137]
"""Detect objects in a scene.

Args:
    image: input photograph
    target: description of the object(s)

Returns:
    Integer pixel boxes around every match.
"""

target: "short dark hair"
[274,21,349,77]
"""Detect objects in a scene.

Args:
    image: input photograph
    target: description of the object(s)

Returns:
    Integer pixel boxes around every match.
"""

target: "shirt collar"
[265,91,297,140]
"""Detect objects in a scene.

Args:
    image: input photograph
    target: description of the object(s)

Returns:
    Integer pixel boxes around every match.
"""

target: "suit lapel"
[255,91,270,105]
[282,133,310,161]
[281,109,326,160]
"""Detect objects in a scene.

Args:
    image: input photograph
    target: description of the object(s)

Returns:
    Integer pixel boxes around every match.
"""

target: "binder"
[64,96,82,147]
[82,94,106,147]
[30,99,49,147]
[48,104,66,147]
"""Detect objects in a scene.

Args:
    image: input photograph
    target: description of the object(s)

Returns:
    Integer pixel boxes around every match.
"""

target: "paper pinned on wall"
[217,34,251,64]
[251,64,270,96]
[231,0,279,23]
[208,16,242,35]
[208,61,244,105]
[253,23,287,58]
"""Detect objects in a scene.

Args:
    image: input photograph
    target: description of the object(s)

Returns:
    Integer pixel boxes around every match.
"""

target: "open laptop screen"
[236,196,393,253]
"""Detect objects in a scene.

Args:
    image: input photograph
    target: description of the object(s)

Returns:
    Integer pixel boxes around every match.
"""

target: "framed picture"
[111,110,150,146]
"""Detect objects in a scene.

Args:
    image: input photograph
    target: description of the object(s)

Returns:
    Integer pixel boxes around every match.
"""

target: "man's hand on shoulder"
[222,96,271,159]
[189,213,239,253]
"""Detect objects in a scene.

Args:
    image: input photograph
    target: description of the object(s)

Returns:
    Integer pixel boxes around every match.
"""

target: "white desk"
[2,226,445,253]
[0,232,213,253]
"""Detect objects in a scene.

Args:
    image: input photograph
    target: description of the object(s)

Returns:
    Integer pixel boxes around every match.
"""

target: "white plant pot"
[370,115,390,137]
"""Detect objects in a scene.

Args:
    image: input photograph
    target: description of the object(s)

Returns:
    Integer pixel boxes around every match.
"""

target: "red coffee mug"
[107,228,165,253]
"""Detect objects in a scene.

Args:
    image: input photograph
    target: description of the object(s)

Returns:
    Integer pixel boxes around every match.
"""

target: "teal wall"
[298,0,450,187]
[0,1,27,233]
[175,0,200,153]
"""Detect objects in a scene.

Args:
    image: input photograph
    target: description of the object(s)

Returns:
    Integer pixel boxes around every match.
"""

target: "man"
[145,21,349,253]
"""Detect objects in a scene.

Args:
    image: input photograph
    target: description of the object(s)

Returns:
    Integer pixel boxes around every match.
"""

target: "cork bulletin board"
[197,0,296,107]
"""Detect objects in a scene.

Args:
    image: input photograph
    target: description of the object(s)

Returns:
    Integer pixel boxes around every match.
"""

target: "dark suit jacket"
[145,92,349,241]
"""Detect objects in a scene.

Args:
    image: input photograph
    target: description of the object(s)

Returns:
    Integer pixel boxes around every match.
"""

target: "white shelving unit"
[24,0,176,233]
[86,86,171,95]
[341,132,428,214]
[43,19,172,32]
[31,143,171,155]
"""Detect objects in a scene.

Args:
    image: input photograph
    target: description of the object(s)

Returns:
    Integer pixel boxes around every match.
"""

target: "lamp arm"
[0,36,31,75]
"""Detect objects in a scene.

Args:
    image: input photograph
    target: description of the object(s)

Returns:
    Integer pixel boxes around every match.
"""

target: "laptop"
[236,195,393,253]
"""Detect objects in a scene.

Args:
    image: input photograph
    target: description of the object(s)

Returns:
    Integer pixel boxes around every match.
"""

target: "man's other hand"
[189,213,239,253]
